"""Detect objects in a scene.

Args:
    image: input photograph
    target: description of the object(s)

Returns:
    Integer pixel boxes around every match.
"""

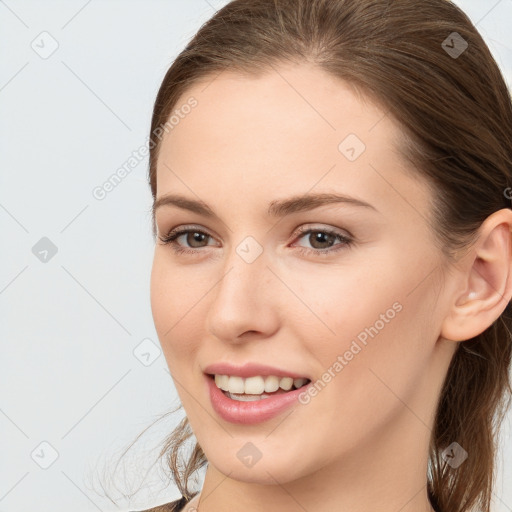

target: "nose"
[205,242,280,343]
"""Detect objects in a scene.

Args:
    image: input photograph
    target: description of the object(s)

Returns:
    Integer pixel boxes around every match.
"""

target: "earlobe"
[440,209,512,343]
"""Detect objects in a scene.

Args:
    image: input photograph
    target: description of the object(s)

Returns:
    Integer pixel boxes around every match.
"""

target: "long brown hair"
[144,1,512,511]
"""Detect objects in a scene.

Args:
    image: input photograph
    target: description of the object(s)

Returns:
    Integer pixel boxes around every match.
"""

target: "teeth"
[293,378,307,388]
[228,376,245,394]
[214,374,229,391]
[226,392,271,401]
[213,374,309,394]
[244,376,265,394]
[264,375,280,393]
[279,377,293,390]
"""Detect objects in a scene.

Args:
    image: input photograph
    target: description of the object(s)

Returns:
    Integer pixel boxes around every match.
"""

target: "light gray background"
[1,1,511,511]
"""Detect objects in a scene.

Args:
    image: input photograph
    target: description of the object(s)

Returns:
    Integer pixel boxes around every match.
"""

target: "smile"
[206,374,312,424]
[212,374,310,399]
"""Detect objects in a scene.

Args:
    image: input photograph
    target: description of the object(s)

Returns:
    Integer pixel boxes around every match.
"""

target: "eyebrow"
[153,192,377,219]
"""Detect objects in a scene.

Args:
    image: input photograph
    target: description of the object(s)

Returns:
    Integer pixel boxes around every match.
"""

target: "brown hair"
[143,1,512,511]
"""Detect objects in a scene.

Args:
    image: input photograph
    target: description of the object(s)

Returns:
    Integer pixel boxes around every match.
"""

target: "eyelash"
[158,225,354,257]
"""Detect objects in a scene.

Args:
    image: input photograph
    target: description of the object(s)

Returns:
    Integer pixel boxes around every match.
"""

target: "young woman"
[133,0,512,510]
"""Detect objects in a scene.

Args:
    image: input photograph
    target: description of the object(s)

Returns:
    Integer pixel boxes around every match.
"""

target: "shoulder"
[130,495,189,512]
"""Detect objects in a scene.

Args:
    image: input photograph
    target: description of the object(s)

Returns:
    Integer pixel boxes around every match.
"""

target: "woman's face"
[150,62,457,485]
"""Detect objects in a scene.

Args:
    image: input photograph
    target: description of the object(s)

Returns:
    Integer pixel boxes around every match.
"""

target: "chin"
[203,442,313,484]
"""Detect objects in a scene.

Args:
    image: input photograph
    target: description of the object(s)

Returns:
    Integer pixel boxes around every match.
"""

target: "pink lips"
[204,368,311,425]
[205,376,309,424]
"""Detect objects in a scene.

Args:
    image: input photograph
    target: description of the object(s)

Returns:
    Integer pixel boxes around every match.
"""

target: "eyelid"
[159,224,216,240]
[292,223,353,240]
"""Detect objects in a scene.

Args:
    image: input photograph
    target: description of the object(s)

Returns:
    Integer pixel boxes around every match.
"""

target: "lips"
[205,373,311,424]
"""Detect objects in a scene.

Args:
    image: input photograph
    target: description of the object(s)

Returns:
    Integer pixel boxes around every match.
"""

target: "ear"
[440,208,512,342]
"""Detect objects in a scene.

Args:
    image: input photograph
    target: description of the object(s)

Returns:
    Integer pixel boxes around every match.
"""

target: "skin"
[150,62,512,512]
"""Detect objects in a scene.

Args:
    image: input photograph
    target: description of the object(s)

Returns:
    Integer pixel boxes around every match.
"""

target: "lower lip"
[206,375,309,425]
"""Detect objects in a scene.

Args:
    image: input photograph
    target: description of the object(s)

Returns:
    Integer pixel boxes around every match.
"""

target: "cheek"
[319,271,436,412]
[150,254,175,339]
[150,252,204,367]
[280,260,394,354]
[292,252,436,391]
[288,274,436,461]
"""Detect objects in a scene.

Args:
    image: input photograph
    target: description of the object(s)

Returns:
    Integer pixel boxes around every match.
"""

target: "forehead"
[163,62,393,153]
[155,62,431,224]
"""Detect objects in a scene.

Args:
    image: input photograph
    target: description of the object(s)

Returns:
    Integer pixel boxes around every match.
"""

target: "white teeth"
[279,377,294,390]
[264,375,280,393]
[213,374,309,395]
[228,376,245,394]
[214,374,229,391]
[226,392,271,401]
[244,376,265,394]
[293,378,307,388]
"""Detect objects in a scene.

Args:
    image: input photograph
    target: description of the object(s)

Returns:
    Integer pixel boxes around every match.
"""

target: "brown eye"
[185,231,210,248]
[158,227,218,255]
[292,226,354,257]
[307,231,337,249]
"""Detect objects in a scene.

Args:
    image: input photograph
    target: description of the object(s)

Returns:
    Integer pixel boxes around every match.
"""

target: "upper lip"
[203,362,310,380]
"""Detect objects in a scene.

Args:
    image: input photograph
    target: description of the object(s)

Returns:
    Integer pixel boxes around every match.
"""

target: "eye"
[158,224,354,257]
[158,226,218,255]
[291,226,354,256]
